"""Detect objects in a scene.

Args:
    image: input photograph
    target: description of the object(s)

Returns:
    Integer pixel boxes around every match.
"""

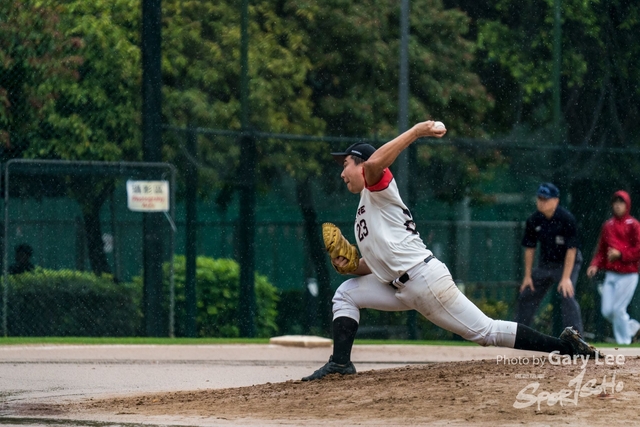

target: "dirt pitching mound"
[25,357,640,426]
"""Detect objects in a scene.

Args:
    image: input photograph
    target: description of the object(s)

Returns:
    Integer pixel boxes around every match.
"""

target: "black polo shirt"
[522,206,580,266]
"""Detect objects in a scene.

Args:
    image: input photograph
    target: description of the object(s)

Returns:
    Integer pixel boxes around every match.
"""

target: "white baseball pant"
[332,257,517,347]
[600,272,640,345]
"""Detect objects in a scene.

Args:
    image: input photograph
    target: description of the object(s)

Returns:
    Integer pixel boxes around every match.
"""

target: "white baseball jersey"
[354,168,432,283]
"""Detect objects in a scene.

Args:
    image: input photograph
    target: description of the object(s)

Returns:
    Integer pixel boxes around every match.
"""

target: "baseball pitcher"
[302,120,601,381]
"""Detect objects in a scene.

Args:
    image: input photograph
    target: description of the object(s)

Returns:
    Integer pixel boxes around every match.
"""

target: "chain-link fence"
[1,160,176,337]
[2,136,640,340]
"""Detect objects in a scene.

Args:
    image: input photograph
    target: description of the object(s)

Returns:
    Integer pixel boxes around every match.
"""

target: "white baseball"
[433,121,446,130]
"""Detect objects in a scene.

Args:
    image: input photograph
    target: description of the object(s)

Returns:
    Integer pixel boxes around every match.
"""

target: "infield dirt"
[10,353,640,426]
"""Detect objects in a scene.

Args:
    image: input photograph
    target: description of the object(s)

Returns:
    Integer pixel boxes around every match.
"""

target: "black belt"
[389,255,435,290]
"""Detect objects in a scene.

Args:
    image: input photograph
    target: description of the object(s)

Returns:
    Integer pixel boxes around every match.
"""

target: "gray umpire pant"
[514,252,584,334]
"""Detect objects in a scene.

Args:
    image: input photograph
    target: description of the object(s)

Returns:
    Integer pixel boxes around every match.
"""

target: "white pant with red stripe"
[332,257,517,347]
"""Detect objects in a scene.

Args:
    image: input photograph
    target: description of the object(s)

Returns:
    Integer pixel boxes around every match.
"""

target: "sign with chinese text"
[126,180,170,212]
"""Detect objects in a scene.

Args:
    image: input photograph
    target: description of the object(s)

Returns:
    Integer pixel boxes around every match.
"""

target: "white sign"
[126,180,170,212]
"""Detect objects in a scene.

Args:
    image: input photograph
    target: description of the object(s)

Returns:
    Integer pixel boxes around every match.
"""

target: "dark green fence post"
[237,0,256,337]
[185,128,198,337]
[238,133,257,337]
[141,0,164,337]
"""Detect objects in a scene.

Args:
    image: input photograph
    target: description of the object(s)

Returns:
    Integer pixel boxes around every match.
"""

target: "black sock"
[332,317,358,365]
[514,324,573,355]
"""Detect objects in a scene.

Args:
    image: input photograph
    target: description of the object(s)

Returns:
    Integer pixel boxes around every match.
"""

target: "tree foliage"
[1,0,142,162]
[0,1,82,160]
[161,0,326,190]
[450,0,640,149]
[2,0,496,190]
[42,0,142,161]
[282,0,498,208]
[289,0,492,138]
[6,0,638,176]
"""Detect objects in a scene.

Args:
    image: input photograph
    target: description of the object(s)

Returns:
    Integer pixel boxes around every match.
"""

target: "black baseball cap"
[536,182,560,199]
[330,142,376,165]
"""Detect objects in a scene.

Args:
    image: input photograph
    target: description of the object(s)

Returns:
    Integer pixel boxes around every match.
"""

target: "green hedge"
[3,268,142,336]
[164,256,280,338]
[2,258,280,338]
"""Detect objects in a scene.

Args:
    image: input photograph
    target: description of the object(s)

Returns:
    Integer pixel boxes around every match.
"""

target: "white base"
[269,335,333,348]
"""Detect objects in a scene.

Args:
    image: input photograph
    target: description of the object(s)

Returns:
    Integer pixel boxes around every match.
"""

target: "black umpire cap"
[330,142,376,165]
[536,182,560,199]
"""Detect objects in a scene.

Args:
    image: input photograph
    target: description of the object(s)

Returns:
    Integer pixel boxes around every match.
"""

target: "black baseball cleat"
[559,326,604,358]
[302,356,356,381]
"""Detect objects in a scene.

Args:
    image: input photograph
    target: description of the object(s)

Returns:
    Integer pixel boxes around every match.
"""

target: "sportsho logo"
[505,352,626,410]
[513,368,623,410]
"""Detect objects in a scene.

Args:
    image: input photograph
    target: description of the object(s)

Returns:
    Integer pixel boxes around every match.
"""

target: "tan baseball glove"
[322,222,359,274]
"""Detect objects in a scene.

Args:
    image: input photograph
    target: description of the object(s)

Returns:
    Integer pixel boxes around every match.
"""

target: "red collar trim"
[365,168,393,191]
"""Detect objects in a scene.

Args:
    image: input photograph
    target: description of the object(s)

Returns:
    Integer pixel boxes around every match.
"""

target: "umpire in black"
[514,183,584,334]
